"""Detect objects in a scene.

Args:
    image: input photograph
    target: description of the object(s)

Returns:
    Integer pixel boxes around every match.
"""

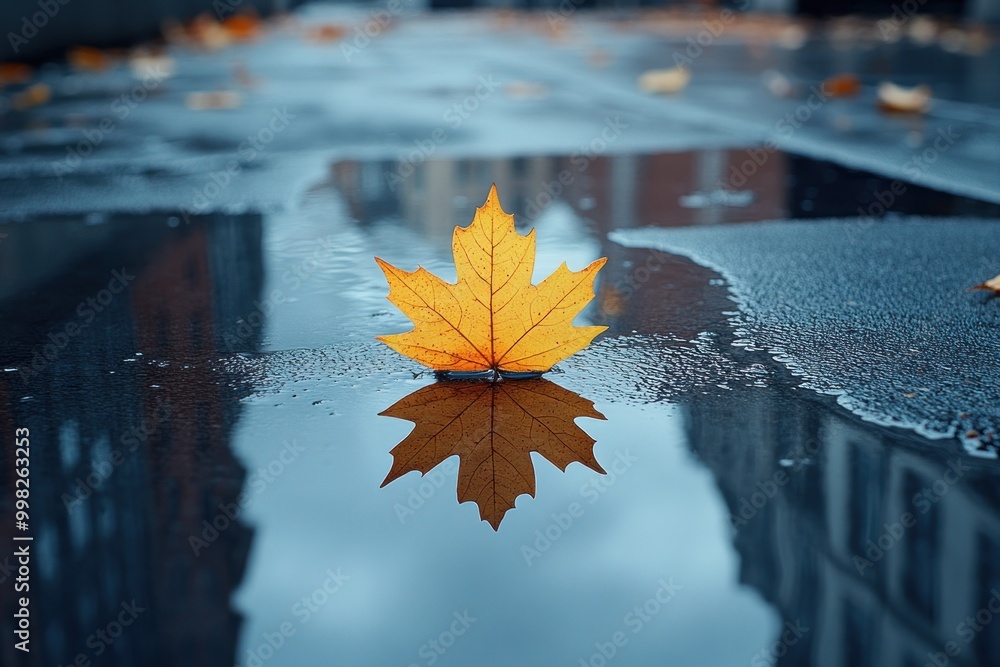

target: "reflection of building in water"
[327,156,558,234]
[325,150,1000,252]
[326,150,788,237]
[685,390,1000,667]
[573,150,788,231]
[393,156,558,232]
[591,235,737,339]
[0,215,263,667]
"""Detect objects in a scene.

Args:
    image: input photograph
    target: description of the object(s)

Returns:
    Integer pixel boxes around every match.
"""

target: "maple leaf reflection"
[379,379,607,530]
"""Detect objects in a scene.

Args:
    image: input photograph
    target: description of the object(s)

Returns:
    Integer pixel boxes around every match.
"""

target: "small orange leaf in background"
[968,274,1000,295]
[68,46,113,72]
[305,24,347,43]
[376,184,607,374]
[380,379,606,529]
[222,13,262,41]
[822,73,861,98]
[0,63,32,88]
[172,14,232,50]
[12,83,51,110]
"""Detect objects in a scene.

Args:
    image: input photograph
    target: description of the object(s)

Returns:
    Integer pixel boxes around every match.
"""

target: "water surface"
[1,149,999,667]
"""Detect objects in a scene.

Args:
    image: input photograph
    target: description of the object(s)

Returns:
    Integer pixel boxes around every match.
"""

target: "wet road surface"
[1,6,1000,667]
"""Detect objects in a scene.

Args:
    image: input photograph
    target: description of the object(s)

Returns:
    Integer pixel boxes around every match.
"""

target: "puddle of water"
[1,149,999,666]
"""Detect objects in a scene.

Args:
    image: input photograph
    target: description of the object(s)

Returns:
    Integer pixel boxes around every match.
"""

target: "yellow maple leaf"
[375,184,607,373]
[380,379,606,529]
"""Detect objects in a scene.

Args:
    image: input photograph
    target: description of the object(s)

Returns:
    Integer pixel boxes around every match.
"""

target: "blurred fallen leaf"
[184,14,232,50]
[823,73,862,98]
[185,91,242,110]
[761,69,794,97]
[0,63,32,88]
[638,66,690,94]
[12,83,51,110]
[504,80,549,98]
[907,16,937,45]
[968,274,1000,295]
[379,379,606,529]
[128,51,175,79]
[68,46,112,72]
[376,184,607,374]
[877,82,931,114]
[304,24,347,42]
[222,13,262,41]
[775,24,808,49]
